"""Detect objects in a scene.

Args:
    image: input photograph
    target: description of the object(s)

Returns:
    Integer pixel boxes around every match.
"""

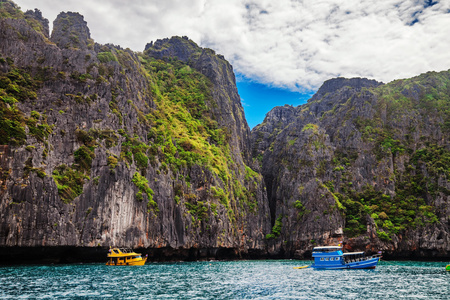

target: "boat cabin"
[107,254,143,265]
[110,248,133,255]
[312,246,345,268]
[343,252,366,262]
[106,248,147,266]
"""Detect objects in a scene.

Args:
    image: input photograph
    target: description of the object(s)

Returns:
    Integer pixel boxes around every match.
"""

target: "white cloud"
[12,0,450,91]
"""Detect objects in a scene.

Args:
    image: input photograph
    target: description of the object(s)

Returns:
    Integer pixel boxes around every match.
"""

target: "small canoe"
[293,265,310,269]
[446,264,450,271]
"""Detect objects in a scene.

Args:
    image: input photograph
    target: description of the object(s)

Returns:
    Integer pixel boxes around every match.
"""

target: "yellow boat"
[106,248,147,266]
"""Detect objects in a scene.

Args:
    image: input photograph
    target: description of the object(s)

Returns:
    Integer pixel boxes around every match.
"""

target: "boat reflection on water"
[106,248,147,266]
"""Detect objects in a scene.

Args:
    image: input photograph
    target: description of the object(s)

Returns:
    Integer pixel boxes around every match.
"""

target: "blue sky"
[236,79,313,129]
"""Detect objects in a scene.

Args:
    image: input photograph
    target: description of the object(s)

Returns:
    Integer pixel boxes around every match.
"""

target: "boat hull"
[311,257,380,270]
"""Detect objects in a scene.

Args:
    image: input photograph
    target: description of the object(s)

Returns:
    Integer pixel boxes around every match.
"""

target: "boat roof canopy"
[108,247,141,257]
[343,252,365,255]
[313,246,342,251]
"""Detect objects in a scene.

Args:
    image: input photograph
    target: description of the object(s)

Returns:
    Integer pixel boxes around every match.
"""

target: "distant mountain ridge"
[0,0,448,263]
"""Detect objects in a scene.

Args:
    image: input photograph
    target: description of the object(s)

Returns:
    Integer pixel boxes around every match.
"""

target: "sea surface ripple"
[0,260,448,299]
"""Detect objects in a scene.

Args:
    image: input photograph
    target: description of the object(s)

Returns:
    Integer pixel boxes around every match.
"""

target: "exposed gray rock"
[0,6,270,262]
[1,1,448,263]
[25,9,49,38]
[251,71,450,259]
[51,12,92,50]
[310,77,382,101]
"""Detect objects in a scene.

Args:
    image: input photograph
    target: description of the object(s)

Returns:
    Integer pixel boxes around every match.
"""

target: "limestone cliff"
[1,0,449,263]
[252,75,450,259]
[0,1,270,262]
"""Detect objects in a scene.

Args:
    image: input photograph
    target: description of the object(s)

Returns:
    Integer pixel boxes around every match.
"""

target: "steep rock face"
[24,9,49,38]
[0,3,270,261]
[252,73,450,258]
[145,36,198,63]
[311,77,382,100]
[51,12,92,50]
[145,36,252,164]
[2,0,448,262]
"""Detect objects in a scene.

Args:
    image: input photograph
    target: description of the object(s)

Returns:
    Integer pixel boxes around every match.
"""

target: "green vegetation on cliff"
[141,56,229,175]
[338,72,450,238]
[138,52,258,222]
[2,0,450,256]
[52,164,88,204]
[0,3,269,253]
[132,172,157,213]
[0,0,47,37]
[0,65,41,145]
[265,215,283,239]
[252,71,450,248]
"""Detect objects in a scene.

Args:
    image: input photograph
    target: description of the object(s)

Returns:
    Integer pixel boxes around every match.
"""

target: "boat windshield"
[119,248,133,253]
[110,248,134,254]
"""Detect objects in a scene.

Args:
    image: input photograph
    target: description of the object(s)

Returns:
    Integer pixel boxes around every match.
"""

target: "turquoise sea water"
[0,260,448,299]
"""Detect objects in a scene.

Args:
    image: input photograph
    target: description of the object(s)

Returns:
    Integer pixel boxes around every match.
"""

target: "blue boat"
[309,246,381,269]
